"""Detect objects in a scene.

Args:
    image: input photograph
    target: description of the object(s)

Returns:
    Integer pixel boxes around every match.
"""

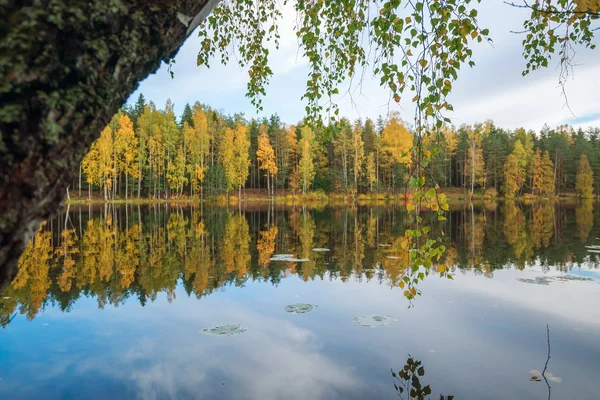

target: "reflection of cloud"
[529,369,562,384]
[31,300,361,400]
[452,268,600,326]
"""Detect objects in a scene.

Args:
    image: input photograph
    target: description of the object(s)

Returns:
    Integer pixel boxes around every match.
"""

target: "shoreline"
[64,192,593,206]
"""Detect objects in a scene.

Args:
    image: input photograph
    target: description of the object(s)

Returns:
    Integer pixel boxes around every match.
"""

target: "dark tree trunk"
[0,0,220,291]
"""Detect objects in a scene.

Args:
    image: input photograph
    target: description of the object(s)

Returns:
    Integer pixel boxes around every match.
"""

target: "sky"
[127,0,600,131]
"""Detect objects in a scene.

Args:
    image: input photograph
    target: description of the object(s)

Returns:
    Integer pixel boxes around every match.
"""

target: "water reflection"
[2,201,600,326]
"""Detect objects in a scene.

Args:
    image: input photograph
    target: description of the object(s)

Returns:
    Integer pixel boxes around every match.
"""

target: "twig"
[541,324,552,400]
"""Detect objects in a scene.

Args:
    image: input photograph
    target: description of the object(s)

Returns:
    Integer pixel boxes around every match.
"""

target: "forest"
[75,93,600,201]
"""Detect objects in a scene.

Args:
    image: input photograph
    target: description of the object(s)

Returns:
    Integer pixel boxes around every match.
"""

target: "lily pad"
[353,315,396,327]
[517,275,593,285]
[284,303,317,314]
[201,324,248,336]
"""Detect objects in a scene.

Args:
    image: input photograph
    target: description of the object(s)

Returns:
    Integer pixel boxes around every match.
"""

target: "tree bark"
[0,0,220,291]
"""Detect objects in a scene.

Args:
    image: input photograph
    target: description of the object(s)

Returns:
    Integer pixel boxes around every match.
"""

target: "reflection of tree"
[56,228,79,292]
[298,209,317,281]
[2,202,600,327]
[503,202,530,269]
[183,213,213,296]
[380,235,411,283]
[257,225,278,270]
[532,202,554,249]
[221,213,251,278]
[11,225,52,319]
[576,200,594,242]
[465,208,485,271]
[116,225,140,290]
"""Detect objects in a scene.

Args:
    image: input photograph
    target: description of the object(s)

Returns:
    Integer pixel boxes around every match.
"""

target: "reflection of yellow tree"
[115,225,140,290]
[503,202,521,246]
[380,235,411,282]
[366,212,377,248]
[167,210,188,261]
[98,216,115,284]
[12,225,52,319]
[78,219,110,288]
[288,209,317,281]
[221,213,251,278]
[442,246,457,269]
[56,228,79,292]
[503,202,529,269]
[138,221,169,301]
[298,210,316,281]
[576,200,594,242]
[257,225,278,269]
[183,216,213,296]
[532,202,554,248]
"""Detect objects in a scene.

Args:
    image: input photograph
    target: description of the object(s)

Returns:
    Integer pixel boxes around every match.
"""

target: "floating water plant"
[284,303,318,314]
[201,324,248,336]
[353,315,396,327]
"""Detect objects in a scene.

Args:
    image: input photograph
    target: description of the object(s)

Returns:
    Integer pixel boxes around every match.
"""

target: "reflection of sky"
[1,268,600,400]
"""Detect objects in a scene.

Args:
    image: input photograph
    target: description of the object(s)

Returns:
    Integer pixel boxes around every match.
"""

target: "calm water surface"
[1,202,600,399]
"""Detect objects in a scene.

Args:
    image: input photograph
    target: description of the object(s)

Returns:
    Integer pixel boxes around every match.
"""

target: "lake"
[1,201,599,399]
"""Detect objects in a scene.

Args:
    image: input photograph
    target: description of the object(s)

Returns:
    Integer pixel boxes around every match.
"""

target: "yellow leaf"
[399,281,405,289]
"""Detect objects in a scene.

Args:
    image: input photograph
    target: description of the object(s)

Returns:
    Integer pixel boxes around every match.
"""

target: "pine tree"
[180,103,193,128]
[131,93,146,125]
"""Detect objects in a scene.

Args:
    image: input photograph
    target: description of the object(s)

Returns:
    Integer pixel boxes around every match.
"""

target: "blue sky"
[127,0,600,130]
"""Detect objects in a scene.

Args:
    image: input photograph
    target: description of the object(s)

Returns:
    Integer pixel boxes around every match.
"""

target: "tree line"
[75,93,600,200]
